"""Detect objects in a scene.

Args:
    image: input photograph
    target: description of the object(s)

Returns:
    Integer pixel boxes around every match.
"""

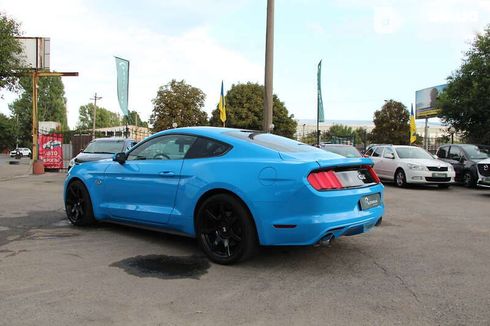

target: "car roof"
[322,144,355,147]
[92,137,135,142]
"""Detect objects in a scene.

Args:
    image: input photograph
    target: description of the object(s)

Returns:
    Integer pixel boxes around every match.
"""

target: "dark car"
[321,144,362,158]
[436,144,489,187]
[68,138,137,171]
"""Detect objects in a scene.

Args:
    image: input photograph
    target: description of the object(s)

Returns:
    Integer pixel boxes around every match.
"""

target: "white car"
[9,147,32,158]
[477,158,490,187]
[365,145,455,188]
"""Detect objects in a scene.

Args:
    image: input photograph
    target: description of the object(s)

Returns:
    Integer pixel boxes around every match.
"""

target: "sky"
[0,0,489,129]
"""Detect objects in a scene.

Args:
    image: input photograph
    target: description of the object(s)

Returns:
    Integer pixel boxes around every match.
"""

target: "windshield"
[225,131,319,153]
[84,140,125,154]
[461,145,489,159]
[322,146,361,158]
[395,147,434,159]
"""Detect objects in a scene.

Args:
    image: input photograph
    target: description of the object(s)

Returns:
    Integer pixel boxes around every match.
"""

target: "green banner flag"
[317,60,324,123]
[115,56,129,116]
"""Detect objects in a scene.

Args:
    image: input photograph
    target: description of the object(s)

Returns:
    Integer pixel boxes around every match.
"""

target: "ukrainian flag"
[219,81,226,125]
[410,105,417,144]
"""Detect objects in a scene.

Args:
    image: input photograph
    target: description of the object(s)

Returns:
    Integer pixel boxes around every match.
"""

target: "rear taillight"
[307,170,343,190]
[307,166,380,191]
[365,165,380,183]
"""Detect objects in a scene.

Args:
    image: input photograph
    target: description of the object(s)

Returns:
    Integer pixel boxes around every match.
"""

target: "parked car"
[64,127,384,264]
[366,144,455,188]
[476,158,490,187]
[436,144,489,187]
[321,144,362,158]
[68,138,137,171]
[9,147,32,158]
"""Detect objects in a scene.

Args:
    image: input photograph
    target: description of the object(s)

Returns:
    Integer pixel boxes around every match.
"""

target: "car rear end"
[254,155,384,246]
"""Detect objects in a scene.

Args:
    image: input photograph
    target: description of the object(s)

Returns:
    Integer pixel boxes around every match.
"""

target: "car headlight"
[68,158,76,167]
[447,165,454,171]
[407,163,426,171]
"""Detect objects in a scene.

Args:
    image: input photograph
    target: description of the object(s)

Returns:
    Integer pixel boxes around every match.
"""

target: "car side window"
[364,148,374,157]
[448,146,462,160]
[127,135,197,161]
[185,137,231,159]
[437,146,448,159]
[372,147,384,157]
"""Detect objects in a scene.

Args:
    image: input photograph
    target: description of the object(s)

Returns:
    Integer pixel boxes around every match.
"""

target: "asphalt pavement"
[0,171,489,325]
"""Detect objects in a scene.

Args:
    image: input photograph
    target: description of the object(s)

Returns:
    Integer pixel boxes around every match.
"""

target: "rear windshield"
[84,140,125,154]
[225,131,318,153]
[322,145,361,158]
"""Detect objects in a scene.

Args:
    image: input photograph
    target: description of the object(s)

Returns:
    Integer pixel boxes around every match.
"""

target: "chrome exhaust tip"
[314,233,335,247]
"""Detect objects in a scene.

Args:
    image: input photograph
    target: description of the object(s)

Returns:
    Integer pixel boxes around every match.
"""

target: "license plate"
[360,193,381,210]
[432,172,447,178]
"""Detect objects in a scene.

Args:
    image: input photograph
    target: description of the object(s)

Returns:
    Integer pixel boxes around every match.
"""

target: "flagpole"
[317,106,320,146]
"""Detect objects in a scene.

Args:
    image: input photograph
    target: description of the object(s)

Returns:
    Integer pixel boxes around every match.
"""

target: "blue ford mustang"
[64,127,384,264]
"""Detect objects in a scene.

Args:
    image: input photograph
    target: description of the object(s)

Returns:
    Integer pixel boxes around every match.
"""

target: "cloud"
[0,0,261,128]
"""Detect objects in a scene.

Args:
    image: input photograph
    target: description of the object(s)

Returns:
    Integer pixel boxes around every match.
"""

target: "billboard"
[39,133,63,169]
[15,37,50,70]
[415,84,447,119]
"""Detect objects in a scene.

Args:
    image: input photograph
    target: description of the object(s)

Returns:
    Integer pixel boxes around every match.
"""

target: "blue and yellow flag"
[219,81,226,125]
[115,57,129,116]
[317,60,325,123]
[410,104,417,144]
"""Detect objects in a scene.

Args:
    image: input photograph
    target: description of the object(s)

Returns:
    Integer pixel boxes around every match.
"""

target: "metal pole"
[263,0,274,132]
[32,71,39,161]
[424,118,429,150]
[90,92,102,139]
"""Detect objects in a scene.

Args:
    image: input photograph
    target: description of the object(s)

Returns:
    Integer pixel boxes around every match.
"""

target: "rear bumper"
[253,184,384,246]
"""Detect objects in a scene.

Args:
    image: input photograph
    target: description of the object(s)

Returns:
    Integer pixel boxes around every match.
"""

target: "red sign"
[39,134,63,169]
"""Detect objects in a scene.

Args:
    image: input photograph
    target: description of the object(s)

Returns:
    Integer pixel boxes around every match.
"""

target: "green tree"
[438,26,490,144]
[0,113,16,151]
[301,130,319,145]
[354,127,370,149]
[77,103,121,130]
[9,76,68,147]
[150,79,208,132]
[0,12,24,92]
[125,110,148,127]
[209,82,297,138]
[370,100,410,145]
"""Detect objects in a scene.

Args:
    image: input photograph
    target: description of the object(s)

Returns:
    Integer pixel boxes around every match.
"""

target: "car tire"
[375,217,383,226]
[463,171,477,188]
[65,180,96,226]
[196,194,258,265]
[395,169,407,188]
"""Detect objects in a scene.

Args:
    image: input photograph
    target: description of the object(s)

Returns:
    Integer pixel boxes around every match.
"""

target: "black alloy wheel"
[463,171,476,188]
[395,169,407,188]
[65,180,95,226]
[196,194,258,265]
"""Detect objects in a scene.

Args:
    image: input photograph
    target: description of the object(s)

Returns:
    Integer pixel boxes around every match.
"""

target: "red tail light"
[307,170,343,190]
[365,166,380,183]
[307,166,380,191]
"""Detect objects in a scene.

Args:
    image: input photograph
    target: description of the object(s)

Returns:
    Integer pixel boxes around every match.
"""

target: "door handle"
[159,171,175,177]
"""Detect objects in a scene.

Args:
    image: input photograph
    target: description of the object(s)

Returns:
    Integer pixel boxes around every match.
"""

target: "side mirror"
[384,153,395,159]
[432,154,438,159]
[113,152,127,164]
